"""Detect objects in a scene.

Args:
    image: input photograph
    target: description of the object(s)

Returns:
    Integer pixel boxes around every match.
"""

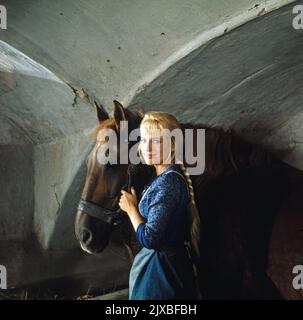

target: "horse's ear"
[93,100,109,123]
[113,100,127,129]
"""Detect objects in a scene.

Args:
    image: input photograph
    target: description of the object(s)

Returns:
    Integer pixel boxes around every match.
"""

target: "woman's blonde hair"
[138,111,201,274]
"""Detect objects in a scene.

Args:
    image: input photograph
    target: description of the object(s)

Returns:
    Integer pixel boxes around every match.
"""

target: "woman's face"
[139,126,172,165]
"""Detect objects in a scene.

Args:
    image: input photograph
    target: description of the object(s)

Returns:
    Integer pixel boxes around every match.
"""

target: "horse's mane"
[180,122,274,179]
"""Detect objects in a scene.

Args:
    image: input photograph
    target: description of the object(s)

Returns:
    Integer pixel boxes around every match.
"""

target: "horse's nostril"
[81,229,92,244]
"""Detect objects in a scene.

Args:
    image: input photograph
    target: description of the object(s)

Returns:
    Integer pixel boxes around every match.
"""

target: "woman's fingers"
[119,188,137,214]
[131,186,137,197]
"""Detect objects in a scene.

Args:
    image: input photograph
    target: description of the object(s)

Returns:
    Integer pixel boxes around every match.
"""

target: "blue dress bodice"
[136,163,190,250]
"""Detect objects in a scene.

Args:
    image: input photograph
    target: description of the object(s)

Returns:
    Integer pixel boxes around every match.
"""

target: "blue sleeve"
[136,172,186,249]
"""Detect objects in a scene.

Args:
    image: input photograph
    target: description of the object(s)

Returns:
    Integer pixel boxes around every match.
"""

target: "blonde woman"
[119,111,201,300]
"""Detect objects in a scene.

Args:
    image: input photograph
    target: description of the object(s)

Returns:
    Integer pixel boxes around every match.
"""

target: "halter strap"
[77,163,137,226]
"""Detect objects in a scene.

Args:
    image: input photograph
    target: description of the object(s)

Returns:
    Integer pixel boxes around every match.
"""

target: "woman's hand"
[119,186,138,215]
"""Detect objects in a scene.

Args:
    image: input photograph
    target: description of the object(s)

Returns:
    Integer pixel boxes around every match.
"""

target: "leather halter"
[77,163,138,227]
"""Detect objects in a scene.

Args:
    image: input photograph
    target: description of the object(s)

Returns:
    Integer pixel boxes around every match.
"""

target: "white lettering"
[292,265,303,290]
[293,5,303,30]
[0,265,7,289]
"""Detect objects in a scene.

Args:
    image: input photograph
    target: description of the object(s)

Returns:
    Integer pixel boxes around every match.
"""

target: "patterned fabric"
[136,164,190,249]
[129,164,198,300]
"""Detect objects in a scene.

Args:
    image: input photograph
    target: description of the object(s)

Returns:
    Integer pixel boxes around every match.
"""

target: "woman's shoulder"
[153,166,189,196]
[164,164,187,181]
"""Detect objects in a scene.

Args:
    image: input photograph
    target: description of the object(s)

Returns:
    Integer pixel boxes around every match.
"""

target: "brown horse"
[75,100,303,299]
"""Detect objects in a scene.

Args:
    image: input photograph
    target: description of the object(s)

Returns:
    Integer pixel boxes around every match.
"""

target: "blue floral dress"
[129,163,198,300]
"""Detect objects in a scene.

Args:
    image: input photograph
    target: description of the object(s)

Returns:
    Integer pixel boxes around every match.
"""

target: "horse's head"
[74,100,150,255]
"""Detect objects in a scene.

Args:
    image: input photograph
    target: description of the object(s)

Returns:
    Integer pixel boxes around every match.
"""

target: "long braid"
[176,160,201,276]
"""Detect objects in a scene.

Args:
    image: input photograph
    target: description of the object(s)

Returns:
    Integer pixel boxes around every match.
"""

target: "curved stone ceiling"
[129,2,303,171]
